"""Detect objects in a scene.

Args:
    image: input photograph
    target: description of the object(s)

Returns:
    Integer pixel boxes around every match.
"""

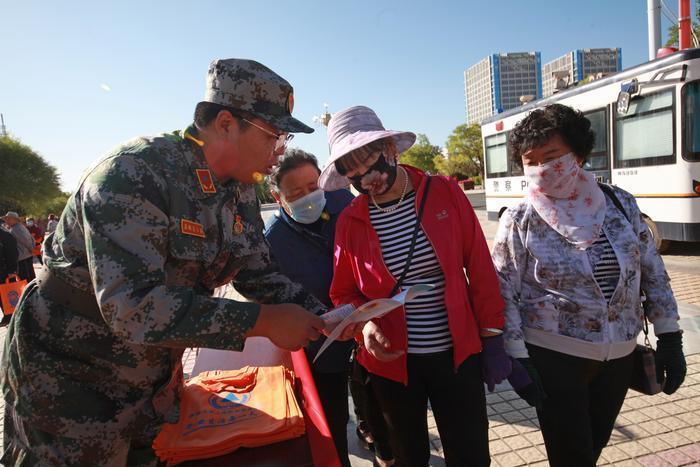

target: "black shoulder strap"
[598,183,630,223]
[388,177,432,297]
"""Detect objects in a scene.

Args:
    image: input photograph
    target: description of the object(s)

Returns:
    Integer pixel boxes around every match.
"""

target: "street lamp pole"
[312,103,332,127]
[312,103,332,154]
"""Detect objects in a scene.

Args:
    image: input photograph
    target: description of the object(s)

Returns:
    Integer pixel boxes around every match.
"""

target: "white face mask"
[284,189,327,224]
[26,221,34,227]
[523,152,581,199]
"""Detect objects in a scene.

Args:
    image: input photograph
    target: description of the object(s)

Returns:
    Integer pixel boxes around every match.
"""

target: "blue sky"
[0,0,690,190]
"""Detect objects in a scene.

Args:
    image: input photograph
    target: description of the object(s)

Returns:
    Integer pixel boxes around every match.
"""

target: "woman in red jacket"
[319,106,529,467]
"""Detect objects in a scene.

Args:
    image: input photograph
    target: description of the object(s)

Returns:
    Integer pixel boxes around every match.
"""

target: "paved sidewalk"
[668,270,700,306]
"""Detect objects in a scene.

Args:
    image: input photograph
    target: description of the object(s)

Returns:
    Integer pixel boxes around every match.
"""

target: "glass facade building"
[464,52,542,125]
[542,48,622,97]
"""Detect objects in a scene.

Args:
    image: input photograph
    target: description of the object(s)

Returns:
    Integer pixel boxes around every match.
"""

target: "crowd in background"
[0,212,58,288]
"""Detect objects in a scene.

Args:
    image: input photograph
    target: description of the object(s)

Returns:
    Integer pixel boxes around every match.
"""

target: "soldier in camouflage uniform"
[1,59,330,466]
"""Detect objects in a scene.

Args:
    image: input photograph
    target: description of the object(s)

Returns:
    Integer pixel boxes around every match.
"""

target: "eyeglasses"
[242,118,294,151]
[335,149,382,177]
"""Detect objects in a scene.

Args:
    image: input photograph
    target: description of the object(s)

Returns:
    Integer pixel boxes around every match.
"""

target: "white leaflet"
[313,284,435,363]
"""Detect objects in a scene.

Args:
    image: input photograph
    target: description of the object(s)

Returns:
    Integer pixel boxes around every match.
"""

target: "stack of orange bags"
[152,366,305,465]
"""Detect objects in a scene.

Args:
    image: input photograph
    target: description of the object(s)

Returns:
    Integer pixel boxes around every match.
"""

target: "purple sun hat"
[319,106,416,191]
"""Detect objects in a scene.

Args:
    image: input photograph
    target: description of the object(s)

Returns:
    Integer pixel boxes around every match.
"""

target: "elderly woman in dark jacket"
[264,149,393,466]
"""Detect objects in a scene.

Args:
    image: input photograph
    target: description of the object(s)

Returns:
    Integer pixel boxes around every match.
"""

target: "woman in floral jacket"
[492,104,687,467]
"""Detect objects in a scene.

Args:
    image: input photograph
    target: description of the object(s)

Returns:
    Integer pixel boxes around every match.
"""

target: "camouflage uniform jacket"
[491,185,679,359]
[1,125,325,443]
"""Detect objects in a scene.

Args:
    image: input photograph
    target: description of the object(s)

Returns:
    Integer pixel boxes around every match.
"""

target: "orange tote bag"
[0,274,27,316]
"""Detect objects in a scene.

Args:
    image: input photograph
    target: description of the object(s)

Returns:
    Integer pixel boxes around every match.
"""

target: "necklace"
[370,167,409,213]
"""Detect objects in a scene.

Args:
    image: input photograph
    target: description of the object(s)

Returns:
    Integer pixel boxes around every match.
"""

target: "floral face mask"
[347,152,397,195]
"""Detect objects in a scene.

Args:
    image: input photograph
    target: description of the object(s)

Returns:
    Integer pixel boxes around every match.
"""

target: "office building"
[542,48,622,97]
[464,52,542,125]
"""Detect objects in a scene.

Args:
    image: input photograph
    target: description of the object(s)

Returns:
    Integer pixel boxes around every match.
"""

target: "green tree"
[0,136,63,215]
[255,178,275,204]
[32,192,71,219]
[400,134,440,173]
[665,5,700,47]
[437,124,484,181]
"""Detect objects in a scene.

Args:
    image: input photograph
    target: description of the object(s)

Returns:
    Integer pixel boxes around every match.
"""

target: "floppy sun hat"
[319,106,416,191]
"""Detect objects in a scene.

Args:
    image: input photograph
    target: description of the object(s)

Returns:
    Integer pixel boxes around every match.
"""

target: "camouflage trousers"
[1,404,161,467]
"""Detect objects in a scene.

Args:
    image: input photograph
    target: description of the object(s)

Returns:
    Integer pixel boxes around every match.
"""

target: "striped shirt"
[368,191,452,354]
[588,229,621,303]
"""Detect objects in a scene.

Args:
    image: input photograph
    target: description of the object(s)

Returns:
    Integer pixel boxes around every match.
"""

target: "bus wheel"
[643,216,670,253]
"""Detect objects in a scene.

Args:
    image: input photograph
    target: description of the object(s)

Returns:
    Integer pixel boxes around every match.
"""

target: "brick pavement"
[668,270,700,306]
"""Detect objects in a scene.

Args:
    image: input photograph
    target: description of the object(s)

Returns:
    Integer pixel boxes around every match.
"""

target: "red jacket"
[330,166,505,384]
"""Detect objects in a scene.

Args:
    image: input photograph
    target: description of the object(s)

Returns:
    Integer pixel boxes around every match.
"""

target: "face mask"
[284,189,327,224]
[348,152,397,195]
[523,152,582,199]
[26,221,33,227]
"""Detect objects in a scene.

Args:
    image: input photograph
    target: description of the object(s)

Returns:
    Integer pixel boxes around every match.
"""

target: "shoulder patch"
[195,169,217,193]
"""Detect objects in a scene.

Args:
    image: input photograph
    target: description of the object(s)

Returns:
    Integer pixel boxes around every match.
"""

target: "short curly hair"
[508,104,595,163]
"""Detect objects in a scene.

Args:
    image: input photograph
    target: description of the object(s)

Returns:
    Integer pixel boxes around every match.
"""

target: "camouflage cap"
[203,58,313,134]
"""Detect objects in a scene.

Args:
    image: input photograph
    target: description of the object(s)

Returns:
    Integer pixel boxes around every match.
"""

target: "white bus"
[481,48,700,251]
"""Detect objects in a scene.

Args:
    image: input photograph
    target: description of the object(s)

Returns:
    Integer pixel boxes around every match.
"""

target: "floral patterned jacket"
[492,185,680,358]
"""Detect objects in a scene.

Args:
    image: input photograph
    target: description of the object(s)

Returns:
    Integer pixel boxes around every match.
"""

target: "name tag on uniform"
[181,219,205,238]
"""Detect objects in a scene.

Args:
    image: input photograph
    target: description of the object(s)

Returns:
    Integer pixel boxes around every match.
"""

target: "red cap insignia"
[287,92,294,114]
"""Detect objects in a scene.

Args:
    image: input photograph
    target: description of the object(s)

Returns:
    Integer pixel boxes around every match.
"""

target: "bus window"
[485,133,508,177]
[584,109,608,170]
[684,80,700,161]
[509,132,524,176]
[614,90,675,168]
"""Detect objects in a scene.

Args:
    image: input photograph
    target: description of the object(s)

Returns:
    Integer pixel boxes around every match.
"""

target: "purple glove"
[507,358,533,390]
[481,335,512,392]
[508,358,546,409]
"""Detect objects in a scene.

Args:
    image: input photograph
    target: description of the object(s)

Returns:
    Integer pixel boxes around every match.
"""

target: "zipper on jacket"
[577,245,614,360]
[598,214,630,360]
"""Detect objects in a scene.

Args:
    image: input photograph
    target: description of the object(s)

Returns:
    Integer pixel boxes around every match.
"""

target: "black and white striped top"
[368,191,452,354]
[589,229,621,303]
